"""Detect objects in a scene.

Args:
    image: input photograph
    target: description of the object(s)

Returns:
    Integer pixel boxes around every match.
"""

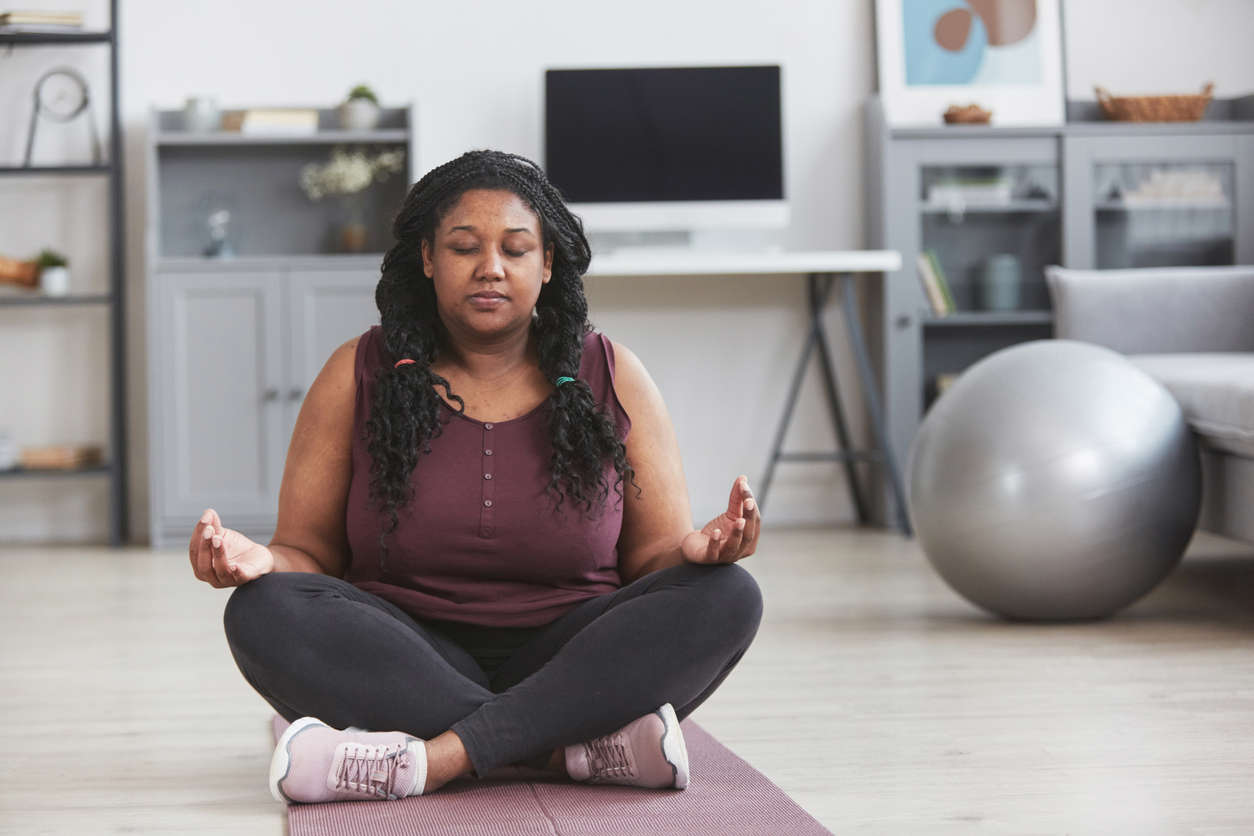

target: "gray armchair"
[1045,265,1254,545]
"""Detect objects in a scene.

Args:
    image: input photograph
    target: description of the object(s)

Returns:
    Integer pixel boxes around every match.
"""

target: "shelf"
[920,199,1057,214]
[0,293,113,307]
[923,310,1054,327]
[155,129,409,146]
[1096,200,1231,211]
[0,164,112,176]
[155,254,386,271]
[0,463,111,479]
[0,30,112,45]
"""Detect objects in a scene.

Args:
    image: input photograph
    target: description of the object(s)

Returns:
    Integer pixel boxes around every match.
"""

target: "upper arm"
[610,339,693,582]
[269,336,360,577]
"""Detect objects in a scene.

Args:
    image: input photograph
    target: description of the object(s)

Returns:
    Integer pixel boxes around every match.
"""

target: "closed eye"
[449,247,530,258]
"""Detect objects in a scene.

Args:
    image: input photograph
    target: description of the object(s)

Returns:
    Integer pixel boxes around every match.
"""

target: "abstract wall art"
[875,0,1065,126]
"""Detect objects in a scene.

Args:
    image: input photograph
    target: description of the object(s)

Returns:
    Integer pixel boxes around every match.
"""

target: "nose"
[477,248,506,281]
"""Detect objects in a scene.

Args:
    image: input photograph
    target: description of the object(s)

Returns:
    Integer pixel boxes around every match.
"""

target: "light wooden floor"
[2,526,1253,834]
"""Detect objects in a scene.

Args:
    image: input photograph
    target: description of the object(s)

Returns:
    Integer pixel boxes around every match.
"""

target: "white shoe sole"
[269,716,328,803]
[657,703,690,790]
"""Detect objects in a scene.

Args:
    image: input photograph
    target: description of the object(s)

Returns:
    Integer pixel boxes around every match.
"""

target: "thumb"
[681,530,710,563]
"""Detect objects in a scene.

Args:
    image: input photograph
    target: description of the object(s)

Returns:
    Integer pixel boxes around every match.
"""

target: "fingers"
[726,475,750,518]
[190,508,237,588]
[712,516,747,562]
[190,509,217,585]
[740,486,761,558]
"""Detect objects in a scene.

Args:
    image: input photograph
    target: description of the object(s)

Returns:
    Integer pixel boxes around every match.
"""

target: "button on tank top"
[344,326,631,628]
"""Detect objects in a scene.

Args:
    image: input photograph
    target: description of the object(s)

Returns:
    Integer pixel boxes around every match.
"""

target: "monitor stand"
[587,229,692,256]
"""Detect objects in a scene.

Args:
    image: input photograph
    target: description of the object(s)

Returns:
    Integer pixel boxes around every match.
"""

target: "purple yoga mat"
[271,715,832,835]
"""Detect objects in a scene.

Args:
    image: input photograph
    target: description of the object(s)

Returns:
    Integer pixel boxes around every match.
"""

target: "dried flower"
[299,147,405,200]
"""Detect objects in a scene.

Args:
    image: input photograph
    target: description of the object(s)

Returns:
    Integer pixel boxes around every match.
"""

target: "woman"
[191,150,763,804]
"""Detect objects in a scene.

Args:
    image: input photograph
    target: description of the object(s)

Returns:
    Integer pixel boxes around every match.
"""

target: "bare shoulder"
[608,338,668,427]
[326,335,361,382]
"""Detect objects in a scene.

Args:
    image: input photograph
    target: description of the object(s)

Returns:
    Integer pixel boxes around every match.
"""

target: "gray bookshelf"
[864,94,1254,527]
[145,104,417,547]
[0,0,128,545]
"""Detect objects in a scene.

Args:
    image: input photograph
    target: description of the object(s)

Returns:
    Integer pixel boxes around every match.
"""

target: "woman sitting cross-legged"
[190,149,764,804]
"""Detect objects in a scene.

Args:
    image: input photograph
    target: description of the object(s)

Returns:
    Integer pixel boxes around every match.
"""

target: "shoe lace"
[583,733,635,781]
[334,741,410,800]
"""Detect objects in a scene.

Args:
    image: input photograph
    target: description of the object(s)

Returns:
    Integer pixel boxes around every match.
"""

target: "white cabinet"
[149,264,378,547]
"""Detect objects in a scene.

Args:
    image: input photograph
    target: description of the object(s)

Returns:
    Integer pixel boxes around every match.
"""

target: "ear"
[543,243,554,283]
[421,239,433,278]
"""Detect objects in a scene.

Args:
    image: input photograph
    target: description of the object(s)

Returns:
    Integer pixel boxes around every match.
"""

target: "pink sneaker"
[270,717,427,804]
[564,703,689,790]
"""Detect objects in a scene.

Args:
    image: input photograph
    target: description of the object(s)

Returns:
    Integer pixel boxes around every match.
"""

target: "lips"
[471,292,506,299]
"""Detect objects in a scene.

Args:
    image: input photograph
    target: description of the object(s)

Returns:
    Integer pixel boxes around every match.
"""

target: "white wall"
[0,0,1250,543]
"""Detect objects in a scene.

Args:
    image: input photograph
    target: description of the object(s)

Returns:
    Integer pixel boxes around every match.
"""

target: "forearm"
[626,544,689,584]
[267,543,330,575]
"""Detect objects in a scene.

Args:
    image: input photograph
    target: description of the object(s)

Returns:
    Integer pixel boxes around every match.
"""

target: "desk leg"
[758,284,820,510]
[810,274,869,523]
[759,273,867,523]
[837,274,913,536]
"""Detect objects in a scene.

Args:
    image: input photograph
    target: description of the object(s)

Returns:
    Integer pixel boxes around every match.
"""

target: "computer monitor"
[543,65,787,246]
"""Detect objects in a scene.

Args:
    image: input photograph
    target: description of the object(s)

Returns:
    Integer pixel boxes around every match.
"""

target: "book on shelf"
[916,250,956,316]
[915,253,948,316]
[0,10,84,26]
[221,108,319,135]
[924,250,956,313]
[18,443,102,470]
[935,373,960,395]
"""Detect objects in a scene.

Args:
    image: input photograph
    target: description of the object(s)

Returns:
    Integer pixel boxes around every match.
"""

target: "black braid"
[367,150,638,570]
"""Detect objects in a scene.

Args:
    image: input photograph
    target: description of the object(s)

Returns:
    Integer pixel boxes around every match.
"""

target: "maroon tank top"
[344,326,631,628]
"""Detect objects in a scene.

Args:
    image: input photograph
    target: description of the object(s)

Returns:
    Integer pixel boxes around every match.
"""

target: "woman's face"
[421,188,554,342]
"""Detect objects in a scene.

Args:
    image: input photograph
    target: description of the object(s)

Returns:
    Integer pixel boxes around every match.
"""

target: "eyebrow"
[448,225,536,235]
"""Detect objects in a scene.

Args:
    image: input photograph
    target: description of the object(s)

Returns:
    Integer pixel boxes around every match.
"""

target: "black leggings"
[222,561,763,778]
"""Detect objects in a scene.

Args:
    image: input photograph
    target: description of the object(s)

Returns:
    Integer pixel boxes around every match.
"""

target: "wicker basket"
[1095,82,1214,122]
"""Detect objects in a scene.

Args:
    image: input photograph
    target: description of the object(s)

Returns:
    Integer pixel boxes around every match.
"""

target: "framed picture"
[874,0,1065,126]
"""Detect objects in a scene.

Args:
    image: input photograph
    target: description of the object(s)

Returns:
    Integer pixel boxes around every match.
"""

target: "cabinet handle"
[288,388,305,401]
[263,388,279,402]
[896,314,912,328]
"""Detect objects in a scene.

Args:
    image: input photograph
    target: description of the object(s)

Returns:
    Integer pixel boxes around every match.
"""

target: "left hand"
[681,475,762,565]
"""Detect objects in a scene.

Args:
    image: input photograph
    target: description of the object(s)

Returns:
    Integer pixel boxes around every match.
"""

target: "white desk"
[585,249,911,535]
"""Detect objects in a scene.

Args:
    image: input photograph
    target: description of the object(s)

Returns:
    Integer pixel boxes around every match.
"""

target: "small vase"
[340,223,368,253]
[40,266,70,296]
[338,193,369,253]
[339,98,380,131]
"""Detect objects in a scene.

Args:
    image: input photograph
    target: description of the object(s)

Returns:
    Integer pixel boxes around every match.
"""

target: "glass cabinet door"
[919,162,1061,312]
[1062,132,1250,269]
[914,160,1060,411]
[1093,161,1235,268]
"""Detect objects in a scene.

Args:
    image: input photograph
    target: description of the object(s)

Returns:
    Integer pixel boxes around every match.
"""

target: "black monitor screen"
[544,66,783,203]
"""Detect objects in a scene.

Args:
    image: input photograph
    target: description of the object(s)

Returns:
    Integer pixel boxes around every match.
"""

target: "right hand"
[189,508,275,588]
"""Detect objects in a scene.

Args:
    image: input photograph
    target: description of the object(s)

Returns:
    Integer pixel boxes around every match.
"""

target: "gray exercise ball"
[908,339,1201,621]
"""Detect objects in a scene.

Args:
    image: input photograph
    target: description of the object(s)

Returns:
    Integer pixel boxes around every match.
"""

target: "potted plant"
[36,248,69,296]
[299,146,405,252]
[338,84,381,131]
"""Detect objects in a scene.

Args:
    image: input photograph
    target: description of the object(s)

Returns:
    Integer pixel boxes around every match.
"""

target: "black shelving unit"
[0,0,127,546]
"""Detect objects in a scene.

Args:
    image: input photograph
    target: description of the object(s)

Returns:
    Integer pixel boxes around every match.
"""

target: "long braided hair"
[367,150,636,570]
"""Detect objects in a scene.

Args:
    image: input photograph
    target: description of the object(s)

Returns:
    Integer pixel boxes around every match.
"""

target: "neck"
[437,322,537,383]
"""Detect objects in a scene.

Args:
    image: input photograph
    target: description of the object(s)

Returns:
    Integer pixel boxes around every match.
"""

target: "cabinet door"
[282,268,380,447]
[1063,133,1251,268]
[156,271,284,525]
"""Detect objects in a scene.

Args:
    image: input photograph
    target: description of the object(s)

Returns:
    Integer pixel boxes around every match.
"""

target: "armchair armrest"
[1045,265,1254,354]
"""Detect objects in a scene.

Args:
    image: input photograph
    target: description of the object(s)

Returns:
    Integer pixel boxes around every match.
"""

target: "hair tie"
[394,358,416,368]
[555,376,575,387]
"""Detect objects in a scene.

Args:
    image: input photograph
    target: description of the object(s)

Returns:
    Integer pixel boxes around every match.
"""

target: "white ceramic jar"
[339,98,380,131]
[184,96,221,132]
[40,265,69,296]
